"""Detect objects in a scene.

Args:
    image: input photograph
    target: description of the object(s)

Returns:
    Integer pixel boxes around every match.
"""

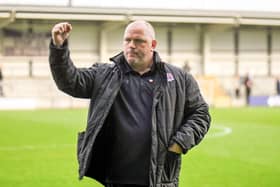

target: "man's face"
[123,24,156,67]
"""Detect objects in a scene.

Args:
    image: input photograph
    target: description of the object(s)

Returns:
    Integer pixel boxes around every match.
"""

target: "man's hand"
[51,22,72,47]
[168,143,183,154]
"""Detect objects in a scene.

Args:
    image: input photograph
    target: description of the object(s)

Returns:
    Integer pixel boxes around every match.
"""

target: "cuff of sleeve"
[169,138,188,154]
[49,39,69,65]
[50,38,68,49]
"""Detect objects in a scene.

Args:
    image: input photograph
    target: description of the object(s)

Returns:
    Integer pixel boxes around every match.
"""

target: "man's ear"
[151,40,157,51]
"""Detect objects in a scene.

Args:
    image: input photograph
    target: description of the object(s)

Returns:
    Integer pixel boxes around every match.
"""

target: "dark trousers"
[105,184,148,187]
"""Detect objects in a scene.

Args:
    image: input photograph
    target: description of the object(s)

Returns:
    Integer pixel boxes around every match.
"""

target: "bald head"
[124,20,156,40]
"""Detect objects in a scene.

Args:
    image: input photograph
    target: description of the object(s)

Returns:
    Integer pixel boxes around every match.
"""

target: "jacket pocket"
[77,131,85,165]
[161,151,181,182]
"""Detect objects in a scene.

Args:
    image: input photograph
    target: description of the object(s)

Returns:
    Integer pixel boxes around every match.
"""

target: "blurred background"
[0,1,280,187]
[0,0,280,108]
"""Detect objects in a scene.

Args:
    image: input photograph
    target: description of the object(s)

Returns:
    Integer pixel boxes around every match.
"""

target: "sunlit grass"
[0,107,279,187]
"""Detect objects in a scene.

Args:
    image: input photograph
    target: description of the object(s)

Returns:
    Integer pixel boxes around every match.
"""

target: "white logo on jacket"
[166,73,174,82]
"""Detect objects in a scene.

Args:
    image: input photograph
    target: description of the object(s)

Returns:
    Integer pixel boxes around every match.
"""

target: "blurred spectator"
[234,75,242,98]
[277,77,280,95]
[243,73,253,105]
[0,64,4,97]
[183,61,191,73]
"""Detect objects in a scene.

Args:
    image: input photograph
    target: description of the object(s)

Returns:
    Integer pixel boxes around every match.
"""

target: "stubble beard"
[128,58,142,70]
[126,52,143,69]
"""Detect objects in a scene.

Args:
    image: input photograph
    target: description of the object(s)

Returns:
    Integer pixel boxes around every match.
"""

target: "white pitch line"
[0,144,75,151]
[206,125,232,138]
[0,126,232,151]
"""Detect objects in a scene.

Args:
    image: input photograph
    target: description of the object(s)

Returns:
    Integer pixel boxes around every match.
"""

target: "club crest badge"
[166,73,174,82]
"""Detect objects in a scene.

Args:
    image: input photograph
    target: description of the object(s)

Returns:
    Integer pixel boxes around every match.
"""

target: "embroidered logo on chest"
[166,73,174,82]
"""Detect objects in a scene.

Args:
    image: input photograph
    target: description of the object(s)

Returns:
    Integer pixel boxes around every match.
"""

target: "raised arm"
[49,22,96,98]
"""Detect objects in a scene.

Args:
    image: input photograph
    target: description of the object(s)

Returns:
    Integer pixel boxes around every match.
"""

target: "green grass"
[0,107,280,187]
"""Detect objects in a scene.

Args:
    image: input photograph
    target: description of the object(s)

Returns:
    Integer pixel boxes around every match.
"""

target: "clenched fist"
[51,22,72,47]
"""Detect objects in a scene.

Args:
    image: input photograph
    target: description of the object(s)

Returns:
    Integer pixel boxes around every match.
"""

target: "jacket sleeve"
[171,73,211,154]
[49,39,96,98]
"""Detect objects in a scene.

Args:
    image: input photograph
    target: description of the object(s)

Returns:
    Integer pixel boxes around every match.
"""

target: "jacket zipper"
[149,70,165,187]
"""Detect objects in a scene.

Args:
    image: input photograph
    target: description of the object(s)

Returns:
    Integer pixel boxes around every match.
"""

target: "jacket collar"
[109,51,165,73]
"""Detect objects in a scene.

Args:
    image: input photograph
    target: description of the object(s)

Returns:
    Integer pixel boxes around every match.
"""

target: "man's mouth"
[127,52,137,57]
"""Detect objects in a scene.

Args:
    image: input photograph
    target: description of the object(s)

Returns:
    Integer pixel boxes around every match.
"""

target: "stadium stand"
[1,5,280,108]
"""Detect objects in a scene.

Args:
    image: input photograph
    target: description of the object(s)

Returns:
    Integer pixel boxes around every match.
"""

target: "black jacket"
[49,41,211,187]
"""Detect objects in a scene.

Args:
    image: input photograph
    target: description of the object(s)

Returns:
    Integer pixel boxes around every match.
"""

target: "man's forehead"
[124,24,153,40]
[124,27,147,39]
[125,23,146,33]
[125,27,145,35]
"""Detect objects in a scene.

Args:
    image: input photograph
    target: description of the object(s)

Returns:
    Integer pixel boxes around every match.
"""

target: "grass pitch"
[0,107,279,187]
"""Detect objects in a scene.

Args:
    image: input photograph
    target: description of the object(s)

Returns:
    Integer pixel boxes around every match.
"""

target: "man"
[0,63,4,97]
[49,20,211,187]
[243,73,253,105]
[277,77,280,95]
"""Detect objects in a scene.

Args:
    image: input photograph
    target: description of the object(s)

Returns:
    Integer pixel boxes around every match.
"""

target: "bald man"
[49,20,211,187]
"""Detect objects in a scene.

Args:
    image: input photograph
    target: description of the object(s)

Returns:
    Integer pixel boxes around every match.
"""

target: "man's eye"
[124,38,145,44]
[134,39,145,44]
[124,39,131,43]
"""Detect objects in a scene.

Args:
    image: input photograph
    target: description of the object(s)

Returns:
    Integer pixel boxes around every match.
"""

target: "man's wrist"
[51,39,65,48]
[168,143,183,154]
